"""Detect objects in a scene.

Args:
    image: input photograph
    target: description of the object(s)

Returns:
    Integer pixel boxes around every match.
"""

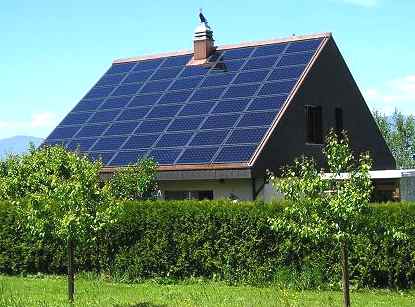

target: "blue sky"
[1,0,414,139]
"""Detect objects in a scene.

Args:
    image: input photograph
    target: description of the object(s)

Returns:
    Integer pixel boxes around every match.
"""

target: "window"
[305,105,323,144]
[164,190,213,200]
[335,107,343,136]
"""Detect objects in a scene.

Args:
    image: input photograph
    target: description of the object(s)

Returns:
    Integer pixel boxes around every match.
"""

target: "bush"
[1,200,415,288]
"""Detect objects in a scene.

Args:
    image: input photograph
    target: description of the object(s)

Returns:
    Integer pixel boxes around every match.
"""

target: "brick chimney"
[193,11,215,61]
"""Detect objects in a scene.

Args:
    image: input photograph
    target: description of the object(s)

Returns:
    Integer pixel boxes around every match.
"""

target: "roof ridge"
[112,32,332,64]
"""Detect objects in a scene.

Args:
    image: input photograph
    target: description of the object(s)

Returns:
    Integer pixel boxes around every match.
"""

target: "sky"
[0,0,414,139]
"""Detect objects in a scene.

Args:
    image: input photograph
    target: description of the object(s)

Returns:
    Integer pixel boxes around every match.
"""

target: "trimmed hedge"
[1,200,415,288]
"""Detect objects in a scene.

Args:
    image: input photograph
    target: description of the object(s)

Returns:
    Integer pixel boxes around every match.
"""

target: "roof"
[43,32,331,172]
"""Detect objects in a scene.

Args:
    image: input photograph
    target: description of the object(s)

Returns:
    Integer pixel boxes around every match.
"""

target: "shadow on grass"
[114,303,168,307]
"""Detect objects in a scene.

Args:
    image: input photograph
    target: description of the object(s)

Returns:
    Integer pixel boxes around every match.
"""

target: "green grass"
[1,275,414,307]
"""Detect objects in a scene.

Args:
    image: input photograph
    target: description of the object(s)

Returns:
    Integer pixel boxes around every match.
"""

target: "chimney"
[193,10,215,61]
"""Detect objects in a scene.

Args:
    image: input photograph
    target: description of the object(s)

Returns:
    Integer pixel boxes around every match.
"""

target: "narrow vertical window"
[305,105,323,144]
[335,107,343,136]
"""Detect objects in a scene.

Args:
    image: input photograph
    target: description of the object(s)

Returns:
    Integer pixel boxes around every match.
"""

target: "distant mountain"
[0,136,43,158]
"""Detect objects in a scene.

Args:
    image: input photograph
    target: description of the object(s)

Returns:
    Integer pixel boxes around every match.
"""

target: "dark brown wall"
[252,37,395,178]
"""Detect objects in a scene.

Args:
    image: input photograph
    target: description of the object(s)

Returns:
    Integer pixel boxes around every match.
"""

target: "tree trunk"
[341,240,350,307]
[68,238,75,303]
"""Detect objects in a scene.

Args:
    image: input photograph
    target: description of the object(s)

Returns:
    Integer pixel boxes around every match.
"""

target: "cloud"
[340,0,379,7]
[0,112,60,135]
[364,75,415,115]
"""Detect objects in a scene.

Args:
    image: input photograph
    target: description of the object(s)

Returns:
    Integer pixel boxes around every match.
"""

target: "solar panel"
[61,112,92,126]
[137,119,171,133]
[221,47,254,60]
[258,80,297,96]
[99,96,132,110]
[72,99,104,112]
[278,52,314,66]
[223,84,260,99]
[252,43,287,57]
[268,66,305,81]
[107,62,136,74]
[112,83,142,96]
[67,138,97,151]
[128,94,161,107]
[75,124,109,138]
[178,147,218,164]
[243,56,279,70]
[147,105,181,118]
[248,96,286,111]
[161,55,192,67]
[96,74,125,87]
[211,98,250,114]
[226,128,267,144]
[158,90,192,105]
[211,59,245,72]
[201,73,236,87]
[88,110,120,123]
[233,70,269,84]
[179,102,215,116]
[237,111,277,127]
[85,86,114,99]
[104,122,139,136]
[133,59,163,71]
[149,149,181,164]
[122,134,159,149]
[109,150,146,166]
[91,136,127,151]
[168,117,203,131]
[214,145,256,163]
[151,67,182,80]
[48,126,80,139]
[190,87,225,102]
[190,130,228,146]
[118,107,150,121]
[286,39,322,53]
[170,77,203,90]
[123,70,153,84]
[155,132,192,147]
[180,66,210,77]
[202,114,240,129]
[45,37,322,166]
[140,80,172,93]
[88,151,116,164]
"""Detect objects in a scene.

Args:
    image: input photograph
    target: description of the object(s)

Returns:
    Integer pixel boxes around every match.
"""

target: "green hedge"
[1,200,415,288]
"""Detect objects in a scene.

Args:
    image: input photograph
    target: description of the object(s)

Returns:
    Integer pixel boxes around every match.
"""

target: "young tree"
[373,109,415,169]
[0,145,118,303]
[270,130,373,307]
[108,157,159,201]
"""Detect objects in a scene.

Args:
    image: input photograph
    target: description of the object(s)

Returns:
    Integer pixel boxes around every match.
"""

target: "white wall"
[159,179,254,201]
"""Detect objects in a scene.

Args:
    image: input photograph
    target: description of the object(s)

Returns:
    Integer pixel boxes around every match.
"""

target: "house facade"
[44,15,396,201]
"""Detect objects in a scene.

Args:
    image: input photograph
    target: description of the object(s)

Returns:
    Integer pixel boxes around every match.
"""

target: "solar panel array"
[44,38,323,166]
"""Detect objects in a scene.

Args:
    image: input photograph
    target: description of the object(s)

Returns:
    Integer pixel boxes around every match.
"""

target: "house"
[43,14,396,201]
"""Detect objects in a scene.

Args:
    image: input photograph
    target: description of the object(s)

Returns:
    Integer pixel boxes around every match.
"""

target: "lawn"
[1,275,414,307]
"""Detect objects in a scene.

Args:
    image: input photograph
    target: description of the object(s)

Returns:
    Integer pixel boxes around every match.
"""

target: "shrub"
[1,200,415,288]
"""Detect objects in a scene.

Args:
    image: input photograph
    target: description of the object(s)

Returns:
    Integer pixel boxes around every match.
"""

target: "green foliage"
[0,145,117,243]
[1,199,415,288]
[271,130,373,242]
[373,109,415,169]
[108,158,159,201]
